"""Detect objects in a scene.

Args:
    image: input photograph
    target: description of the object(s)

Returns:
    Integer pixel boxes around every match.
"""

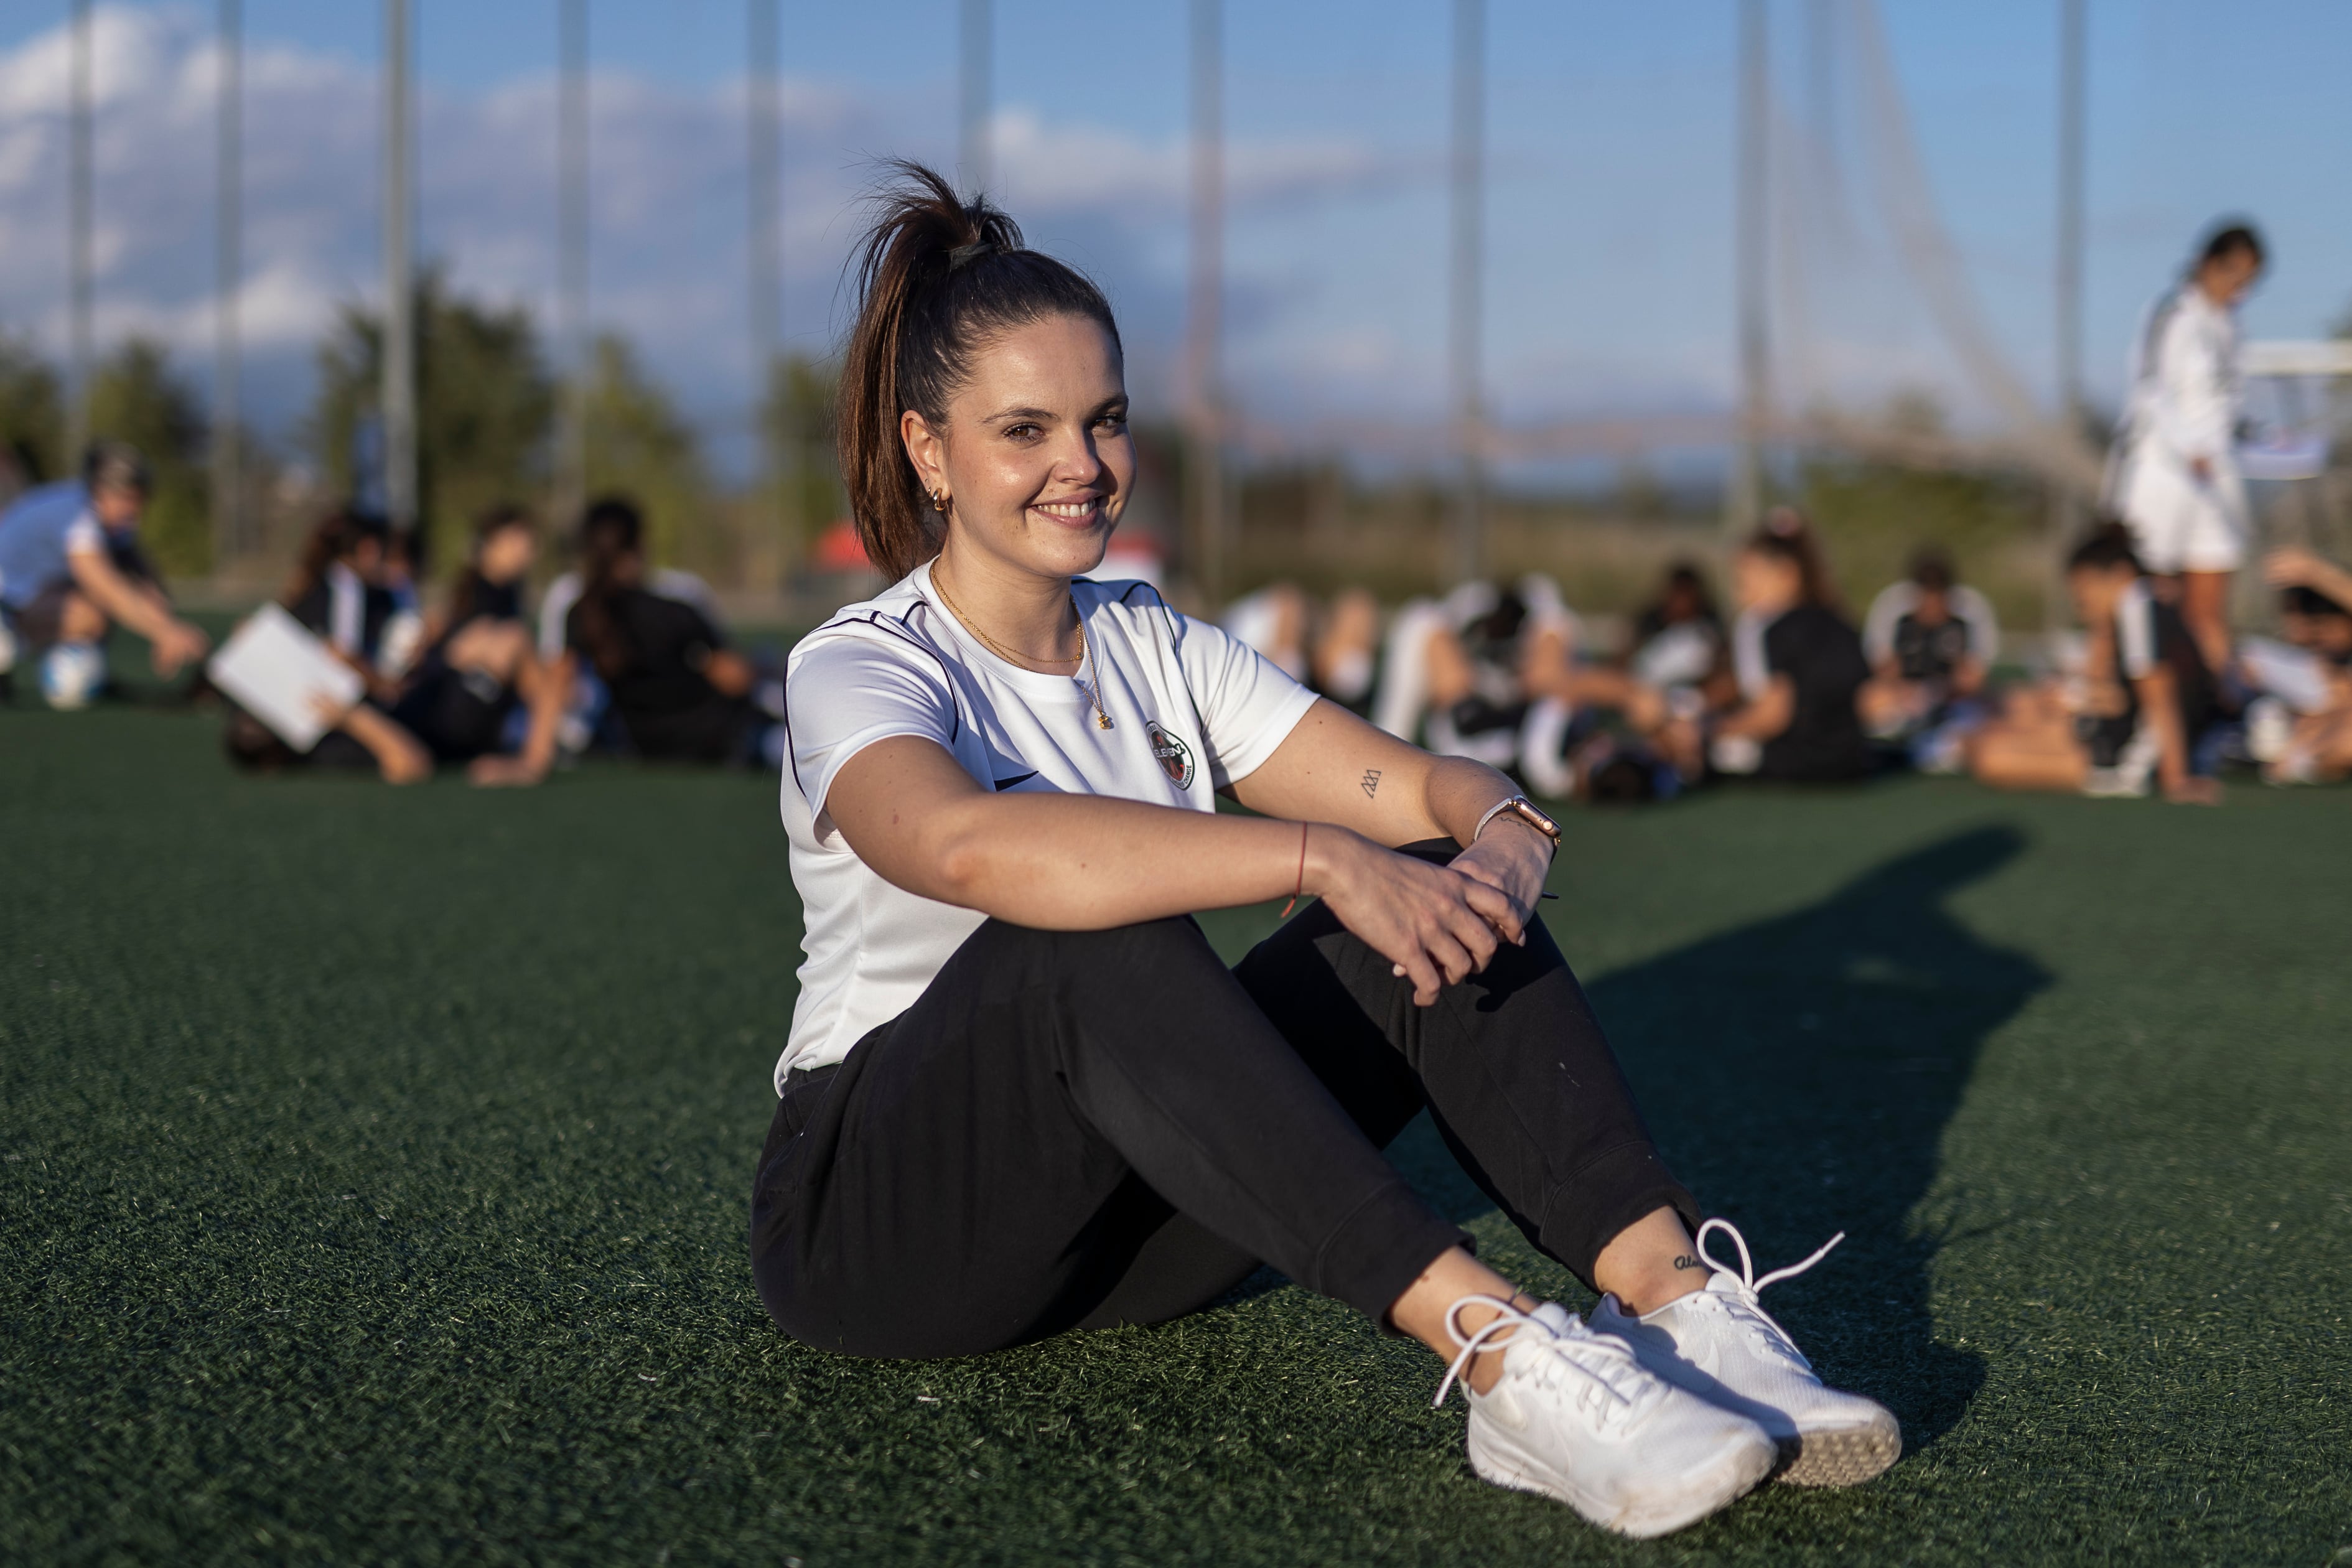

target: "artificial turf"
[2,696,2349,1566]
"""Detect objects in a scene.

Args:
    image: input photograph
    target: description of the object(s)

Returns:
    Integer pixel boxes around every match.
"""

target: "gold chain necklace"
[931,567,1114,731]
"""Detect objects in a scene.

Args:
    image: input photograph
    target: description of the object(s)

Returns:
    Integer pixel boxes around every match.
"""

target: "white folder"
[208,602,366,752]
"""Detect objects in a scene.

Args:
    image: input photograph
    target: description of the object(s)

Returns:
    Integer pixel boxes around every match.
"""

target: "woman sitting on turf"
[563,498,780,768]
[1677,512,1872,783]
[1967,523,2221,803]
[386,505,571,786]
[751,163,1898,1541]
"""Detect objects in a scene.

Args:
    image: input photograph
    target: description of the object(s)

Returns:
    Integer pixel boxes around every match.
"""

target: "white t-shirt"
[773,559,1320,1090]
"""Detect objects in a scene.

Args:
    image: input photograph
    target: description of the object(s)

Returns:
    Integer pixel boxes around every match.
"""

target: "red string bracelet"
[1278,821,1309,918]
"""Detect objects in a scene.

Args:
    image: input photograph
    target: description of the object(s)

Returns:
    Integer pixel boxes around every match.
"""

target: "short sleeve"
[785,628,964,819]
[1170,612,1317,788]
[2116,592,2157,681]
[62,510,103,556]
[1862,583,1914,666]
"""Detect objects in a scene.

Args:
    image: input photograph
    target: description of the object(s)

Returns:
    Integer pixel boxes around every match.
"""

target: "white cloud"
[0,4,1412,465]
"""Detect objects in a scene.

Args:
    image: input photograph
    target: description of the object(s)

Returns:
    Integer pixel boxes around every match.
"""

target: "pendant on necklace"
[1096,712,1114,730]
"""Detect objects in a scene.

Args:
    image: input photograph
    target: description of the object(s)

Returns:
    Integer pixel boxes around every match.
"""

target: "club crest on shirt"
[1146,719,1195,790]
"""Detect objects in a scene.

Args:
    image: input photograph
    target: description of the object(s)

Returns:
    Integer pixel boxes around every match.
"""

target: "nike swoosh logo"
[992,770,1038,791]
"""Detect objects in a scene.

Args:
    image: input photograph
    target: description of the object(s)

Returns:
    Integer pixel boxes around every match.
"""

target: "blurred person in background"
[1625,562,1725,698]
[1373,576,1582,794]
[1310,586,1382,716]
[1858,548,1999,773]
[2239,547,2352,783]
[564,495,780,767]
[1686,511,1871,784]
[1226,581,1382,717]
[385,504,572,786]
[1967,523,2220,804]
[1223,581,1310,681]
[0,441,209,707]
[282,510,423,702]
[1376,576,1685,798]
[2109,221,2266,677]
[536,497,722,662]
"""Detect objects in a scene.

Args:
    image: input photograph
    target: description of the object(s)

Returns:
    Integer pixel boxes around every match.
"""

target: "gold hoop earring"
[929,490,951,516]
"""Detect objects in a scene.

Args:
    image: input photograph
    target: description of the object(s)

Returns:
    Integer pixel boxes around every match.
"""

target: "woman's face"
[902,312,1134,582]
[2197,248,2262,307]
[1734,549,1801,614]
[478,523,537,585]
[2068,565,2128,622]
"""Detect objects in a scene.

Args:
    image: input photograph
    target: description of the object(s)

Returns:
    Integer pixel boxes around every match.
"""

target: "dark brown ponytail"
[837,160,1121,580]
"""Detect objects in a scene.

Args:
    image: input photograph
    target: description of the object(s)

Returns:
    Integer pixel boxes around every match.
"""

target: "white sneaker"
[1589,1219,1902,1488]
[1435,1296,1776,1538]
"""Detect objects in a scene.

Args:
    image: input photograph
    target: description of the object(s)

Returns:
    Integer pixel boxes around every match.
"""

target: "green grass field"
[4,699,2350,1566]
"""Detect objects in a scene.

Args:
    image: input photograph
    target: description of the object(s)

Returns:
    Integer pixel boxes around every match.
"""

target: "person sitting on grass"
[0,441,210,706]
[1859,548,2000,773]
[563,496,780,767]
[386,505,572,786]
[282,510,423,701]
[1680,511,1872,783]
[1625,561,1726,698]
[2239,548,2352,783]
[753,162,1899,1543]
[1967,523,2221,804]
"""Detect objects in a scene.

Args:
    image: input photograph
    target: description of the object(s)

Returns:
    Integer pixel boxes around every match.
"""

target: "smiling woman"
[746,162,1900,1539]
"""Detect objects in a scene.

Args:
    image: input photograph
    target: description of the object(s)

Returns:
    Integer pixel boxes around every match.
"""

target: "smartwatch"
[1472,793,1561,857]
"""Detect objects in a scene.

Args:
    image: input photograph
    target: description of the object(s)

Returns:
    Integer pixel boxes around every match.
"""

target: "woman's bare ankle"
[1388,1246,1534,1396]
[1593,1205,1713,1316]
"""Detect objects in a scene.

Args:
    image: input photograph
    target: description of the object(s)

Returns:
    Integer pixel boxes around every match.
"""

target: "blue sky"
[0,1,2346,481]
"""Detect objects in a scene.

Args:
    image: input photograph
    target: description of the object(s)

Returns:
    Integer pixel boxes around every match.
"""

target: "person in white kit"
[745,164,1898,1539]
[2110,222,2266,676]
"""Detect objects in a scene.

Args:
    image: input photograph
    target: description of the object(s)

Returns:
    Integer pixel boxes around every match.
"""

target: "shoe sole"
[1772,1408,1902,1488]
[1469,1426,1776,1539]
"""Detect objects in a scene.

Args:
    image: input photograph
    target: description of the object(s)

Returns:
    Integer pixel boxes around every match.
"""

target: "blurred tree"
[0,335,65,497]
[759,352,844,562]
[87,338,211,577]
[308,269,553,572]
[579,334,719,577]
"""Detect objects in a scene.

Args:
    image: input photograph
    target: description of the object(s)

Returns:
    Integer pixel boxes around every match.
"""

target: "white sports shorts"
[2115,447,2248,574]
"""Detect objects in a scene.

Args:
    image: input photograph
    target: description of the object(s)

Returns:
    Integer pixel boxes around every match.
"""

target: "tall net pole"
[1186,0,1225,605]
[749,0,783,577]
[2050,0,2087,627]
[1448,0,1486,585]
[213,0,242,560]
[381,0,416,537]
[1726,0,1769,541]
[959,0,991,195]
[554,0,589,544]
[67,0,93,466]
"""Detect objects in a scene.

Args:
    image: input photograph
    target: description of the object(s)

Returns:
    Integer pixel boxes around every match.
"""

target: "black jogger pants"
[750,842,1696,1360]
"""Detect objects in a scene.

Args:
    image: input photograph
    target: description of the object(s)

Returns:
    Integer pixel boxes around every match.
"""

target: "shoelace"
[1692,1218,1846,1366]
[1431,1295,1646,1417]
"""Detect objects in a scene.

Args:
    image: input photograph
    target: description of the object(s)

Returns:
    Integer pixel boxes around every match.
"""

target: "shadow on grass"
[1397,824,2046,1455]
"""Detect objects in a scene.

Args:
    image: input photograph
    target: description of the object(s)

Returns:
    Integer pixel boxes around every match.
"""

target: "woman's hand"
[1308,828,1528,1006]
[1447,816,1552,941]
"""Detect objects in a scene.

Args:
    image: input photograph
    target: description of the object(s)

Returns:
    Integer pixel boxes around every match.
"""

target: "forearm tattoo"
[1360,768,1382,798]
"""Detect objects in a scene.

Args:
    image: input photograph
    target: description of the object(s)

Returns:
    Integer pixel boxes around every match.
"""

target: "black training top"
[566,586,754,762]
[1892,612,1975,686]
[1759,604,1872,782]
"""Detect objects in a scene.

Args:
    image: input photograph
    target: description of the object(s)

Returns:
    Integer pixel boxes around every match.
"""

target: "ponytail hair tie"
[948,240,997,271]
